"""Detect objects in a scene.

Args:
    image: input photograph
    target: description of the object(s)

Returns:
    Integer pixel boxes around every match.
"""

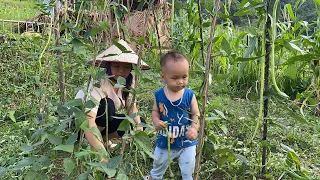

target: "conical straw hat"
[90,39,151,70]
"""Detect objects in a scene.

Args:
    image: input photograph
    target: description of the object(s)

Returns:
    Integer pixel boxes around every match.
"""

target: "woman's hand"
[153,119,167,131]
[136,126,143,131]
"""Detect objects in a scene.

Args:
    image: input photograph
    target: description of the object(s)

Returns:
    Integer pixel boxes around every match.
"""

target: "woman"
[75,39,151,161]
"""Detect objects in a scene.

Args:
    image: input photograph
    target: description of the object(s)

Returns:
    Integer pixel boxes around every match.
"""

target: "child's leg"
[178,146,196,180]
[150,147,180,179]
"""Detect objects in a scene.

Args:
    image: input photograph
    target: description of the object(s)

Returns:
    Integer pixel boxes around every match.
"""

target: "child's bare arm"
[190,94,200,129]
[186,94,200,140]
[152,97,166,131]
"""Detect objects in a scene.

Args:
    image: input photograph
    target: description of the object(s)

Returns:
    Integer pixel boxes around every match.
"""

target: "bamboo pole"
[262,0,272,175]
[196,0,205,66]
[194,0,221,179]
[54,0,66,104]
[119,0,155,167]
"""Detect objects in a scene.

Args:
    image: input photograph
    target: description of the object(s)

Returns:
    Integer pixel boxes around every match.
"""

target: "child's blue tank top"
[154,87,198,150]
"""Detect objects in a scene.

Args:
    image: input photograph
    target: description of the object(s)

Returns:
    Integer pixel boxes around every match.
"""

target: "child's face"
[110,62,132,80]
[161,59,189,92]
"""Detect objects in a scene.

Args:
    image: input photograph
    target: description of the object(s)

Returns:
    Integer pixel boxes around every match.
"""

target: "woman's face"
[110,62,132,80]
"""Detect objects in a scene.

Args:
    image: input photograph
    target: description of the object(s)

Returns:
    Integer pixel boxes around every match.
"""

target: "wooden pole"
[262,0,271,175]
[194,0,220,179]
[54,0,66,104]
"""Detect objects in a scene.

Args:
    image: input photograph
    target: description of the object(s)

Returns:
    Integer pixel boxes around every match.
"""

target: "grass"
[0,0,40,32]
[0,0,40,20]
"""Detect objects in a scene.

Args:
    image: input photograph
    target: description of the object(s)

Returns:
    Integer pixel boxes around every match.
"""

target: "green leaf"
[284,65,297,79]
[30,128,44,141]
[70,38,83,49]
[214,109,226,119]
[217,155,228,167]
[87,162,116,177]
[112,40,131,53]
[206,115,220,121]
[220,125,228,135]
[117,76,126,85]
[85,100,97,109]
[95,69,109,80]
[285,4,296,21]
[77,172,89,180]
[63,158,75,176]
[24,170,48,180]
[13,158,37,170]
[53,144,74,153]
[84,27,100,37]
[280,143,296,153]
[75,150,94,158]
[8,111,16,123]
[116,168,128,180]
[55,120,69,134]
[284,54,319,65]
[133,131,156,159]
[289,42,304,54]
[64,99,83,107]
[80,120,90,132]
[288,151,301,168]
[235,55,264,62]
[235,154,249,166]
[117,119,130,131]
[20,143,34,152]
[46,133,62,145]
[38,156,51,167]
[0,167,8,177]
[108,155,122,168]
[221,38,231,55]
[66,133,78,145]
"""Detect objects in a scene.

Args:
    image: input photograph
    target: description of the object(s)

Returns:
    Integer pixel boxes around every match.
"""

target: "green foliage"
[0,0,320,179]
[0,0,40,20]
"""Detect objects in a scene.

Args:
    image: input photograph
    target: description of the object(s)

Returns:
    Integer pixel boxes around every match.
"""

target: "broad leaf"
[221,38,231,55]
[66,133,78,145]
[20,143,34,152]
[108,155,122,168]
[116,168,128,180]
[112,40,131,53]
[64,99,83,107]
[53,144,74,153]
[118,119,130,131]
[133,131,156,159]
[284,54,319,65]
[63,158,75,176]
[117,76,126,86]
[46,133,62,145]
[84,100,96,109]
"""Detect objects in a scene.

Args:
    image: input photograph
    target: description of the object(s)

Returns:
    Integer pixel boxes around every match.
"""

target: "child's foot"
[141,175,164,180]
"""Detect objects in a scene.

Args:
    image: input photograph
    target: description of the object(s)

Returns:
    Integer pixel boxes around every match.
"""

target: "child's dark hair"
[160,50,188,68]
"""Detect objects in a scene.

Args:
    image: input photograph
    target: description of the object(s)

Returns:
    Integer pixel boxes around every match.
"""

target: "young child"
[144,51,200,180]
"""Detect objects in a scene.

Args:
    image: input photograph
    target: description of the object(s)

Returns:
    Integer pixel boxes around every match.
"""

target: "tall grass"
[0,0,40,20]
